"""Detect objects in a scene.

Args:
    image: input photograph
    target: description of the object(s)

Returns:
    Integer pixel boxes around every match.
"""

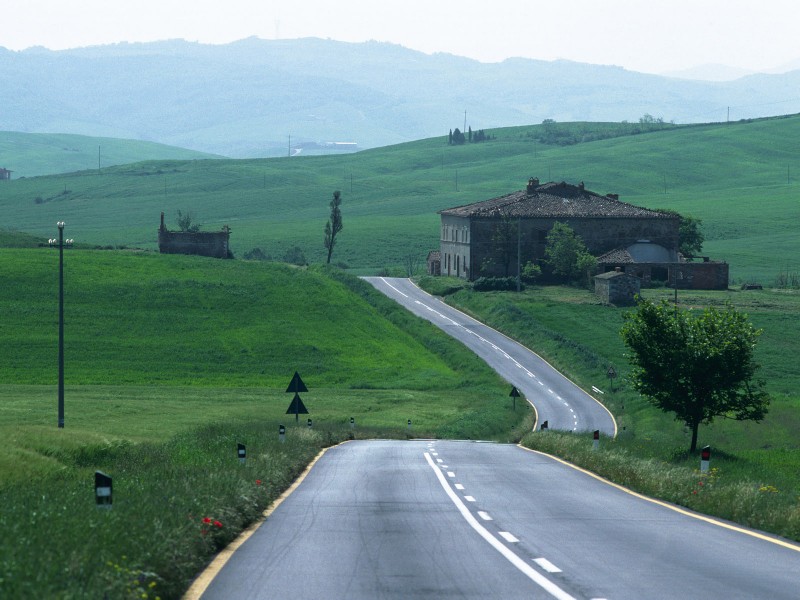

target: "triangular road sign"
[509,386,520,397]
[286,392,309,416]
[285,371,308,393]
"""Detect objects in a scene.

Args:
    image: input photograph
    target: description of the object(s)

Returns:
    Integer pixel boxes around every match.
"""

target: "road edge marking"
[518,444,800,553]
[403,278,617,437]
[424,452,576,600]
[182,443,340,599]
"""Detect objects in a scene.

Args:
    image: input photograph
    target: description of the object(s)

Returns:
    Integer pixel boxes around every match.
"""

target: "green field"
[2,116,799,282]
[0,249,532,598]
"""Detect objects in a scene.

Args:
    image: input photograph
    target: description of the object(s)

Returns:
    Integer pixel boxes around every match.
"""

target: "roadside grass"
[419,281,800,541]
[0,250,530,598]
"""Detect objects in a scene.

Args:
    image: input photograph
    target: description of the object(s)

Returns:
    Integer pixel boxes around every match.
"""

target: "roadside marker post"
[607,366,617,392]
[238,443,246,465]
[540,420,548,431]
[593,430,600,451]
[279,424,286,443]
[350,417,355,429]
[407,419,412,430]
[307,418,312,429]
[95,471,112,509]
[701,445,711,474]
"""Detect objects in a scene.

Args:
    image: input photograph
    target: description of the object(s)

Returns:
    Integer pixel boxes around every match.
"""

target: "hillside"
[1,115,798,283]
[0,131,219,178]
[2,38,800,156]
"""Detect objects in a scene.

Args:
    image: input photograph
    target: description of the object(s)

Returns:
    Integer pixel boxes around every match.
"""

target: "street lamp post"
[49,222,73,428]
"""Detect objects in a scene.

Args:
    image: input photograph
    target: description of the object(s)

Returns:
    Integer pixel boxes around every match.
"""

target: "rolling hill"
[2,115,798,283]
[0,131,219,178]
[2,38,800,157]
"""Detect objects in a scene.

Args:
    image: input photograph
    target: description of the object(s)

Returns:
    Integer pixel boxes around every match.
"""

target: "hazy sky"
[2,0,797,75]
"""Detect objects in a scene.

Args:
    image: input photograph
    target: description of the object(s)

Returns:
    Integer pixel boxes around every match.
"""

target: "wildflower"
[202,517,212,524]
[256,480,262,485]
[213,520,223,528]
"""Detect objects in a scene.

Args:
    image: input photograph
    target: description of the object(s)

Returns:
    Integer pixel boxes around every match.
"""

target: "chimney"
[526,177,539,194]
[160,211,165,231]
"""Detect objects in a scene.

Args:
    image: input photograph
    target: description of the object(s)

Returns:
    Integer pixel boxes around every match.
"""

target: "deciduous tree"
[621,299,769,452]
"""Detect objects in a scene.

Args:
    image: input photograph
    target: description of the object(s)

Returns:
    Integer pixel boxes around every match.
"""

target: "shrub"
[473,276,521,292]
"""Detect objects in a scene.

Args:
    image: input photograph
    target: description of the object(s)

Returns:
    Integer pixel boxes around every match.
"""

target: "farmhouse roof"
[438,180,675,220]
[597,241,679,264]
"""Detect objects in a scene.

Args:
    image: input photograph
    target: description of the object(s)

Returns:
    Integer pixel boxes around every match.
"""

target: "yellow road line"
[182,444,339,599]
[519,444,800,553]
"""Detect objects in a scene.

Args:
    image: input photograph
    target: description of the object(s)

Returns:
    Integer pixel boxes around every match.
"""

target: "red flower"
[214,520,223,528]
[256,480,262,485]
[202,517,212,524]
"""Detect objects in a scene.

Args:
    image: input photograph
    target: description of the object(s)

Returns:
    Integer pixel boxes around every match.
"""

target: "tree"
[324,190,343,264]
[544,222,596,284]
[621,299,769,452]
[176,210,200,232]
[658,209,704,256]
[451,128,466,145]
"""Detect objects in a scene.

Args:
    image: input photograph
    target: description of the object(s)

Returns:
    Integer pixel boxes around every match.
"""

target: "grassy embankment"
[1,115,799,282]
[0,248,530,599]
[419,276,800,542]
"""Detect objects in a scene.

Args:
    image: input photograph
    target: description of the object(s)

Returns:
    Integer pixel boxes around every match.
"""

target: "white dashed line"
[436,458,443,463]
[478,511,493,521]
[447,471,455,478]
[455,484,465,490]
[534,558,563,573]
[498,532,519,543]
[465,496,476,502]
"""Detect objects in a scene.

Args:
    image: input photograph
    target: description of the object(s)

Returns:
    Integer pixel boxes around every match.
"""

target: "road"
[200,440,800,599]
[363,277,615,436]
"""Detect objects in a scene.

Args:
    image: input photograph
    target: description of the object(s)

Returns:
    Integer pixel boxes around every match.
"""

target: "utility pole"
[288,135,291,157]
[464,110,467,133]
[516,217,521,292]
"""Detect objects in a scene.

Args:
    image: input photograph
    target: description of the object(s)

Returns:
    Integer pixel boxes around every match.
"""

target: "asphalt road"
[363,277,616,436]
[201,440,800,599]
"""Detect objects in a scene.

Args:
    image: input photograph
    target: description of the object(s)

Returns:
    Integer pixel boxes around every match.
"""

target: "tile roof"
[439,181,675,220]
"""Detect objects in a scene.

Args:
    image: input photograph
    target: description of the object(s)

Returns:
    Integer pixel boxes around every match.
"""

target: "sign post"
[607,366,617,392]
[238,443,246,465]
[593,430,600,451]
[509,386,520,411]
[285,372,309,423]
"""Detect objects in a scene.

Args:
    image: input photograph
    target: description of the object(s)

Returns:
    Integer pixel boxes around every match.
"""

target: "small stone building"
[594,268,641,305]
[157,212,232,258]
[0,168,12,181]
[438,179,679,280]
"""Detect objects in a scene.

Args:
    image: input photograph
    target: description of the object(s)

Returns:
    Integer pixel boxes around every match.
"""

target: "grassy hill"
[1,115,798,284]
[0,131,219,178]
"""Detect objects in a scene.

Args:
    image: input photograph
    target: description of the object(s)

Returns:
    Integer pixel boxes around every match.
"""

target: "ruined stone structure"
[0,168,12,181]
[158,212,232,259]
[438,179,680,280]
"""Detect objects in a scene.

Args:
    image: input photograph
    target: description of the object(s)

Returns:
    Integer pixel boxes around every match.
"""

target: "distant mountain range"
[2,37,799,158]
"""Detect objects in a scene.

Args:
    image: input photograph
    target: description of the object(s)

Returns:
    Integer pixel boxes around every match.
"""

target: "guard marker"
[593,430,600,452]
[237,443,246,465]
[701,445,711,474]
[279,424,285,443]
[95,471,112,509]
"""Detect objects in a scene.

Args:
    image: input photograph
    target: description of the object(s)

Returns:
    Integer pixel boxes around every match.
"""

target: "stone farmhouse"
[435,178,728,289]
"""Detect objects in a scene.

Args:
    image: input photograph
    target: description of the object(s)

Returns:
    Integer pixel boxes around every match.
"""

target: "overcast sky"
[2,0,797,75]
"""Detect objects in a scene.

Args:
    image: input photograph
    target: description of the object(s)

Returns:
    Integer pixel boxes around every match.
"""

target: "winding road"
[191,278,800,599]
[364,277,615,436]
